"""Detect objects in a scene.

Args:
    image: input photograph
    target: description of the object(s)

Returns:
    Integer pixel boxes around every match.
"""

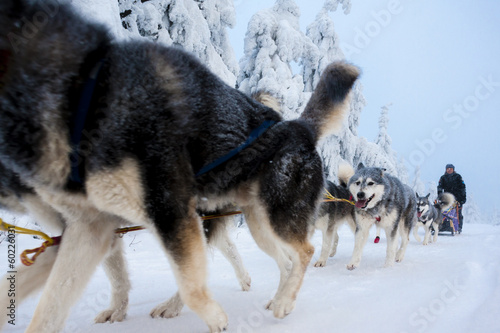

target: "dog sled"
[438,203,460,236]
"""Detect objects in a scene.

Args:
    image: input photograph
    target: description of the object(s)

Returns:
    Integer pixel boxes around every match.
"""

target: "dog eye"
[355,181,361,186]
[367,182,374,186]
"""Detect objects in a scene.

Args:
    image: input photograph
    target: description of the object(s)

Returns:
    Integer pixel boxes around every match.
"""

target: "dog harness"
[195,120,276,177]
[67,44,110,189]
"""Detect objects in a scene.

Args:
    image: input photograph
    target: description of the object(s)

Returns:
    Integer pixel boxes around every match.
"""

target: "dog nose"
[357,192,365,200]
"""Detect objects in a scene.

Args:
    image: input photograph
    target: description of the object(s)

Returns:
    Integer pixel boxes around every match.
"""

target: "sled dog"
[313,163,356,267]
[0,0,359,331]
[413,192,455,245]
[0,163,251,328]
[347,164,416,269]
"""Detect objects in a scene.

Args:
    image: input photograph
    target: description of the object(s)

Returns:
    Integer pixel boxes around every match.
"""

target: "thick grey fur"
[346,163,417,269]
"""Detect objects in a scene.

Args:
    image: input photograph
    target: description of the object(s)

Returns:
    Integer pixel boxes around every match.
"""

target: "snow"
[3,222,500,333]
[1,1,499,332]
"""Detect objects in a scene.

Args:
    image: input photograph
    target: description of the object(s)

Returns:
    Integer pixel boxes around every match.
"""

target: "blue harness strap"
[69,59,105,185]
[195,120,276,177]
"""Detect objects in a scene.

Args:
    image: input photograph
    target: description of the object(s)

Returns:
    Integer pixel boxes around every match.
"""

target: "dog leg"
[154,204,227,333]
[26,217,117,333]
[208,218,251,291]
[396,225,411,263]
[314,215,333,267]
[150,217,251,320]
[94,236,130,323]
[384,226,399,267]
[150,292,184,319]
[329,225,340,257]
[0,246,57,329]
[432,222,439,243]
[423,223,431,245]
[241,205,294,315]
[413,223,422,242]
[347,218,372,270]
[270,240,314,318]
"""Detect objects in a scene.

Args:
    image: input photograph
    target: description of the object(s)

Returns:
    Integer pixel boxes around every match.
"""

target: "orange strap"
[20,236,61,266]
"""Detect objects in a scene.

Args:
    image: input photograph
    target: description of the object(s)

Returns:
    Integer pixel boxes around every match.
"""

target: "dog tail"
[435,192,455,212]
[337,162,355,188]
[252,91,281,113]
[300,62,360,141]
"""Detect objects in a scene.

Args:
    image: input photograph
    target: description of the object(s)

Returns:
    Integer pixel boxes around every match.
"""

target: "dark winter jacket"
[437,172,466,205]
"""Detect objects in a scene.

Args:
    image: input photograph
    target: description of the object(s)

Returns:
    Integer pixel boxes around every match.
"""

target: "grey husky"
[0,0,359,331]
[413,192,455,245]
[347,164,417,270]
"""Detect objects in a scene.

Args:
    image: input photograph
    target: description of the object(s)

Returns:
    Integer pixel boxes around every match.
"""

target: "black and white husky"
[0,1,359,331]
[0,160,251,328]
[347,164,417,270]
[413,192,455,245]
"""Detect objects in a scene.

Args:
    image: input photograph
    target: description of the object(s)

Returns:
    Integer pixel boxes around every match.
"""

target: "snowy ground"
[2,221,500,333]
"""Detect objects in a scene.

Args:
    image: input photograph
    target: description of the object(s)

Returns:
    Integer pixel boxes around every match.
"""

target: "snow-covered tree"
[303,0,349,92]
[426,181,438,200]
[118,0,238,85]
[237,0,317,118]
[462,195,483,225]
[490,208,500,226]
[412,166,426,195]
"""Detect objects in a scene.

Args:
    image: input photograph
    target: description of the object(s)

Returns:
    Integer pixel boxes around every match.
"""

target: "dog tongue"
[355,200,367,208]
[417,212,422,218]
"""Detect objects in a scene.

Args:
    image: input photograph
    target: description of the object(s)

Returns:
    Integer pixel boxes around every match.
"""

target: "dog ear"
[379,168,386,177]
[416,192,420,198]
[357,162,365,170]
[426,193,430,198]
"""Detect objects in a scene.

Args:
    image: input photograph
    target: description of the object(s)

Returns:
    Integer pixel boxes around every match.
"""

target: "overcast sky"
[229,0,500,216]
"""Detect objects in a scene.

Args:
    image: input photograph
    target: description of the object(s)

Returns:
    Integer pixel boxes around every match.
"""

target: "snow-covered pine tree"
[237,0,317,118]
[462,195,483,225]
[196,0,239,79]
[412,166,426,194]
[490,208,500,226]
[303,0,350,92]
[118,0,238,85]
[372,103,400,175]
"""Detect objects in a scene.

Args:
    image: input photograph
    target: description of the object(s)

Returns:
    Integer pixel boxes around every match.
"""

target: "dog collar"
[375,216,381,222]
[195,120,277,177]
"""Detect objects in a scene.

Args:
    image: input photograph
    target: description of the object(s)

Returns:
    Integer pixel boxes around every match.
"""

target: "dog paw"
[265,299,274,311]
[150,298,183,319]
[346,263,358,270]
[423,241,429,245]
[395,250,405,262]
[314,260,326,267]
[271,297,295,319]
[94,308,127,323]
[206,303,228,333]
[239,273,252,291]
